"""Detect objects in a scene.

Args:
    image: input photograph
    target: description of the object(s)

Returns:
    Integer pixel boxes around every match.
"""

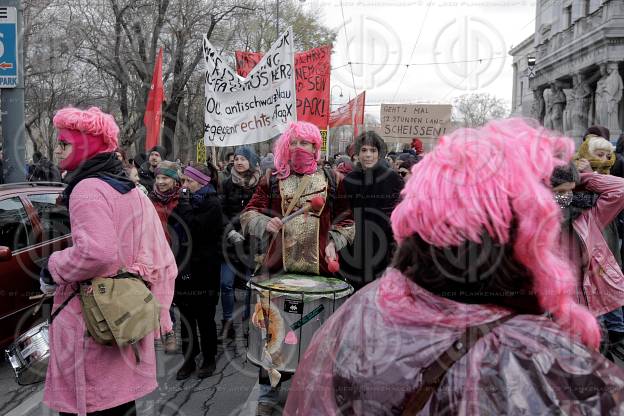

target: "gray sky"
[301,0,536,118]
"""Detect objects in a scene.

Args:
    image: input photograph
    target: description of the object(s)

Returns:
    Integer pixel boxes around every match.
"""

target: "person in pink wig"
[240,121,354,415]
[40,107,177,415]
[284,118,624,415]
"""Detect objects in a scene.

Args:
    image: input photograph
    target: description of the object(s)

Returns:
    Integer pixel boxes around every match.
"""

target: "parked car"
[0,182,71,348]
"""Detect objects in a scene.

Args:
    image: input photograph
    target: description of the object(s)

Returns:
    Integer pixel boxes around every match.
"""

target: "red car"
[0,182,71,348]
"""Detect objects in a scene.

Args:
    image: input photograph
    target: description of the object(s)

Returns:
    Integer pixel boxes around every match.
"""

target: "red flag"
[144,48,164,151]
[329,91,365,130]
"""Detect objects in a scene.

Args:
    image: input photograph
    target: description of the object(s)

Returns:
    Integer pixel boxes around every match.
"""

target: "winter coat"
[149,193,180,246]
[220,175,258,270]
[563,172,624,315]
[138,161,155,190]
[284,269,624,415]
[172,184,223,303]
[28,158,61,182]
[341,162,403,288]
[44,179,177,414]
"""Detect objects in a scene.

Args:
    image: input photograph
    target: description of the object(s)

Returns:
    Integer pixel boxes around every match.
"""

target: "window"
[520,81,524,105]
[0,197,33,251]
[564,5,572,27]
[28,193,70,241]
[584,0,591,16]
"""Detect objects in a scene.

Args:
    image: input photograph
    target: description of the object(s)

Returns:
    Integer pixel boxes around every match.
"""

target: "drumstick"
[281,196,325,224]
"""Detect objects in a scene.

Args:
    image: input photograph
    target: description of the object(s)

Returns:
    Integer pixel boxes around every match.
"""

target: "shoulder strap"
[401,314,515,415]
[285,175,312,216]
[48,288,79,324]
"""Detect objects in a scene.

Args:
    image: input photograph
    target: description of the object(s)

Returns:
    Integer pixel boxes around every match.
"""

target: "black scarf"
[61,153,134,206]
[560,191,598,228]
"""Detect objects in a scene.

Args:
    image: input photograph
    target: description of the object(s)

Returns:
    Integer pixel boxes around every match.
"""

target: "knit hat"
[154,161,181,183]
[53,107,119,171]
[149,145,167,159]
[234,146,259,167]
[391,118,601,349]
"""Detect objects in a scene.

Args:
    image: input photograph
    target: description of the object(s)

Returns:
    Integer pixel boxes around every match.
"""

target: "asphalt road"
[0,289,292,416]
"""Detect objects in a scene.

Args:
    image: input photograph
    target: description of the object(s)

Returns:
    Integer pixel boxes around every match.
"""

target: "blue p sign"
[0,7,17,88]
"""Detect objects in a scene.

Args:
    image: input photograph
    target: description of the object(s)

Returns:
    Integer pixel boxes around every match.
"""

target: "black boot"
[197,357,216,379]
[176,359,196,380]
[218,320,236,343]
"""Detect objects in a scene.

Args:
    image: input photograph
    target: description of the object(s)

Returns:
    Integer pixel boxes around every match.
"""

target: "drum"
[247,273,353,373]
[5,322,49,385]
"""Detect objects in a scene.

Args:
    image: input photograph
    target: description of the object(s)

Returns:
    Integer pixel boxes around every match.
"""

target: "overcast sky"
[300,0,537,118]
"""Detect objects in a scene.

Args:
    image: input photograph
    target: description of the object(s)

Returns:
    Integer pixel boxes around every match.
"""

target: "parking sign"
[0,7,17,88]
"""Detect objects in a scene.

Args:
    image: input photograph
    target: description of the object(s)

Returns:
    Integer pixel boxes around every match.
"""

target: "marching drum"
[247,273,353,373]
[5,322,50,385]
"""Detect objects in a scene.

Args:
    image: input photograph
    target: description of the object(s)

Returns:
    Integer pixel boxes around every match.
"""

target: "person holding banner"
[240,121,354,415]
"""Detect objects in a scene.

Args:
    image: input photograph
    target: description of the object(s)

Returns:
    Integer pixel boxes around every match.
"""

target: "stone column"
[573,72,592,139]
[604,62,623,138]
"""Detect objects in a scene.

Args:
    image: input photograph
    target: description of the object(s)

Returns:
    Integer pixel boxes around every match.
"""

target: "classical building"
[510,0,624,143]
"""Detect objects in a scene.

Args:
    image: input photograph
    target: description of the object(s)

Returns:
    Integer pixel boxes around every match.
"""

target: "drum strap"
[401,314,515,416]
[48,288,79,324]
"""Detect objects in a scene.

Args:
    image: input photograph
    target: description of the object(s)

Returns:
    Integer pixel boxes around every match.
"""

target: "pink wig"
[53,106,119,151]
[273,121,322,179]
[391,118,601,349]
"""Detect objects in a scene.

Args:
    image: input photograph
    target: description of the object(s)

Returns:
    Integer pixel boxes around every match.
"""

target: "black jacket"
[28,159,61,182]
[220,176,260,271]
[341,163,403,288]
[171,185,223,300]
[138,161,155,191]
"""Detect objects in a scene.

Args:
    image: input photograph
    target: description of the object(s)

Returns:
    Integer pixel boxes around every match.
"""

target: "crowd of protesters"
[24,105,624,415]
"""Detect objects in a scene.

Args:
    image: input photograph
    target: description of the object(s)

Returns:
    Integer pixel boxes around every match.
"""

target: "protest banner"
[236,45,331,129]
[380,104,452,142]
[203,28,296,147]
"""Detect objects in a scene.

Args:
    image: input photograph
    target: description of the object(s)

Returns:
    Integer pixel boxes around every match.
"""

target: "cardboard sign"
[236,45,331,129]
[203,28,296,146]
[380,104,452,140]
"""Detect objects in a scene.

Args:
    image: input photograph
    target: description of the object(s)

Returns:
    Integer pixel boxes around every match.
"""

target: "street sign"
[0,7,17,88]
[320,129,327,152]
[196,140,207,164]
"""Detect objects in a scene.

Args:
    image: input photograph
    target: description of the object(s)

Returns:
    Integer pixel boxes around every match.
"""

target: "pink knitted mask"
[290,147,317,175]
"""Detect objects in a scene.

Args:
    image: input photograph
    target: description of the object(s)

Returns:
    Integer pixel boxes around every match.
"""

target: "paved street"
[0,289,291,416]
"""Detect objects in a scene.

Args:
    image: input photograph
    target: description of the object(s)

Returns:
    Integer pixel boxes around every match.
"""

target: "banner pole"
[326,128,330,161]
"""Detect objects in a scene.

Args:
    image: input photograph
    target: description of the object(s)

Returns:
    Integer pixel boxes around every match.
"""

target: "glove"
[227,230,245,244]
[40,266,54,285]
[39,278,56,296]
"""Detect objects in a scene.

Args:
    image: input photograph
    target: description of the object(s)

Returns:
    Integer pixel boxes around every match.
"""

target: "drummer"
[240,120,354,415]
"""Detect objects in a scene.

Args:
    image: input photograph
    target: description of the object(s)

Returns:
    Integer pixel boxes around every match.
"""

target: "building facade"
[510,0,624,143]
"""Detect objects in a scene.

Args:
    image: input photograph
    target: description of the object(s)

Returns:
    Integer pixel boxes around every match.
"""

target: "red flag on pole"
[144,48,164,152]
[328,91,365,130]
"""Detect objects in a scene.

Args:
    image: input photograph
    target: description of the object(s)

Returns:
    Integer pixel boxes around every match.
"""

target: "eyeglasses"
[399,171,408,177]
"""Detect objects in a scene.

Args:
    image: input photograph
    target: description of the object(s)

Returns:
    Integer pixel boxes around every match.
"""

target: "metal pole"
[1,0,24,183]
[276,0,280,39]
